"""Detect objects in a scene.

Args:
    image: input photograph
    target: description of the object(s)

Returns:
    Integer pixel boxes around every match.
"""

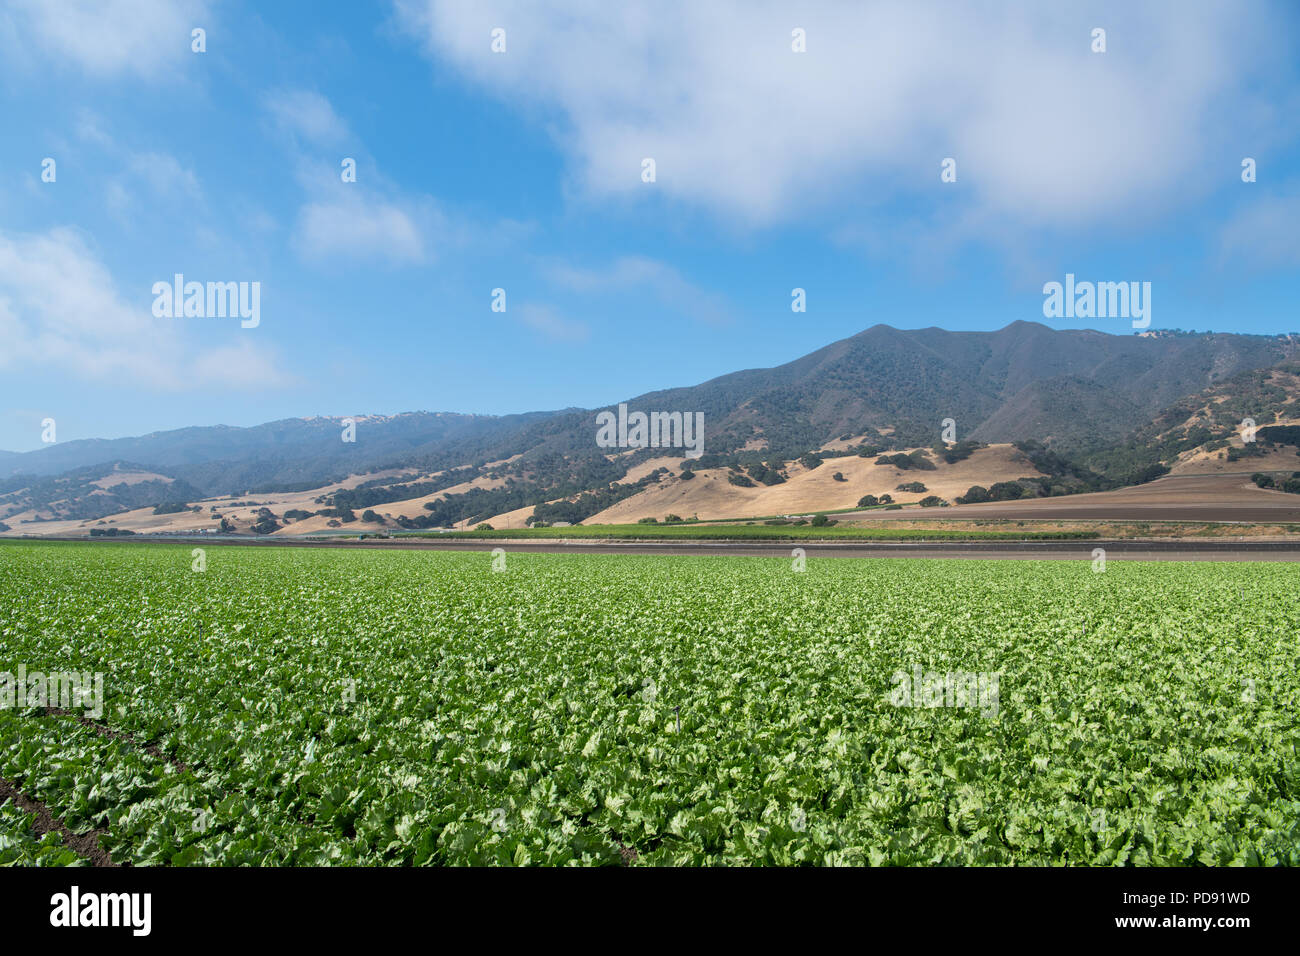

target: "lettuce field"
[1,540,1297,866]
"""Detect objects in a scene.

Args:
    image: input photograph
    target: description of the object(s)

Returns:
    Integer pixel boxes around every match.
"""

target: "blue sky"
[1,0,1298,451]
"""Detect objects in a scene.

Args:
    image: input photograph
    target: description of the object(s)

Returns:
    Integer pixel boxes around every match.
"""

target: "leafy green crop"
[0,541,1296,866]
[0,799,86,867]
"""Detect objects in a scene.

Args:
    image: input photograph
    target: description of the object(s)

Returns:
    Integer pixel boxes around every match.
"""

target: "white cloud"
[544,255,730,325]
[128,152,202,199]
[265,91,435,267]
[396,0,1288,231]
[106,152,204,218]
[515,304,589,342]
[105,181,133,219]
[3,0,211,78]
[294,192,428,264]
[73,109,113,147]
[191,339,291,387]
[0,227,291,389]
[264,89,350,146]
[62,111,206,221]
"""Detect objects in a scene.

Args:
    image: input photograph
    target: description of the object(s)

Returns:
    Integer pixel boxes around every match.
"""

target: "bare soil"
[0,776,117,866]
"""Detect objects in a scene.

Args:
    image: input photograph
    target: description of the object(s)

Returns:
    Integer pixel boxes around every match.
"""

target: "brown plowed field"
[840,473,1300,524]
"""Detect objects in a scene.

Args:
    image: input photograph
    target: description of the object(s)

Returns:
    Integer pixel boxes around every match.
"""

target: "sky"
[1,0,1298,451]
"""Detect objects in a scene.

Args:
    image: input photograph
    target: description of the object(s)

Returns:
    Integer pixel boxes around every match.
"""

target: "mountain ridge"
[4,322,1299,530]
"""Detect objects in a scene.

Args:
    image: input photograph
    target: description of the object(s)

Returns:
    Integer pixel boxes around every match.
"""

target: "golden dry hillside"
[578,444,1042,523]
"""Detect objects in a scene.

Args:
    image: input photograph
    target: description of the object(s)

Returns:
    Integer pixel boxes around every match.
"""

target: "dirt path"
[0,776,117,866]
[16,533,1300,560]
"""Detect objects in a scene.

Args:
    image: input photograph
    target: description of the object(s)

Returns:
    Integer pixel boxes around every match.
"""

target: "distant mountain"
[0,411,561,493]
[362,323,1300,476]
[1088,359,1300,476]
[619,322,1297,457]
[4,322,1298,528]
[0,462,205,526]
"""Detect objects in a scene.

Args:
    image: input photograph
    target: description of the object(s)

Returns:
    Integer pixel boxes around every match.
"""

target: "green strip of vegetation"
[688,503,904,523]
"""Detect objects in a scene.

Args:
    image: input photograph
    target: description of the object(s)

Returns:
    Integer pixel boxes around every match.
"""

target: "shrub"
[1228,444,1267,462]
[988,482,1028,501]
[1258,425,1300,446]
[938,440,982,464]
[897,481,928,493]
[919,496,946,507]
[832,472,846,482]
[746,463,785,485]
[810,514,835,527]
[637,517,659,524]
[475,523,494,531]
[1128,464,1171,485]
[251,516,280,535]
[873,450,937,471]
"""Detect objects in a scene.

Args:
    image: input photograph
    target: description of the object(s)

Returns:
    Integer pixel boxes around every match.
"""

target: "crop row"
[0,541,1296,865]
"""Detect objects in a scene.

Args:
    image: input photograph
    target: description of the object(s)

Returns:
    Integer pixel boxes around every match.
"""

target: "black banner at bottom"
[0,865,1288,942]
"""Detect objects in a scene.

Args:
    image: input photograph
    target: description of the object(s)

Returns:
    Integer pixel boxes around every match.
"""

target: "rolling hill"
[4,322,1300,534]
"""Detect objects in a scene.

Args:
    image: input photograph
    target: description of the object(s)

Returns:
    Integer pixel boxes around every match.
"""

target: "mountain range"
[4,321,1300,531]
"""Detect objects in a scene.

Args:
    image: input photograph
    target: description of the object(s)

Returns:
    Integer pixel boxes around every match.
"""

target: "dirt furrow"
[0,775,117,867]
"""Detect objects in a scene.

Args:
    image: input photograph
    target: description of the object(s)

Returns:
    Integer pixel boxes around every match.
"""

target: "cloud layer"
[0,228,290,389]
[3,0,212,77]
[397,0,1286,231]
[544,255,730,325]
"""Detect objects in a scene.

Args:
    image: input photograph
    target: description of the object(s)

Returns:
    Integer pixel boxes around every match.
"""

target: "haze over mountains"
[5,322,1300,531]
